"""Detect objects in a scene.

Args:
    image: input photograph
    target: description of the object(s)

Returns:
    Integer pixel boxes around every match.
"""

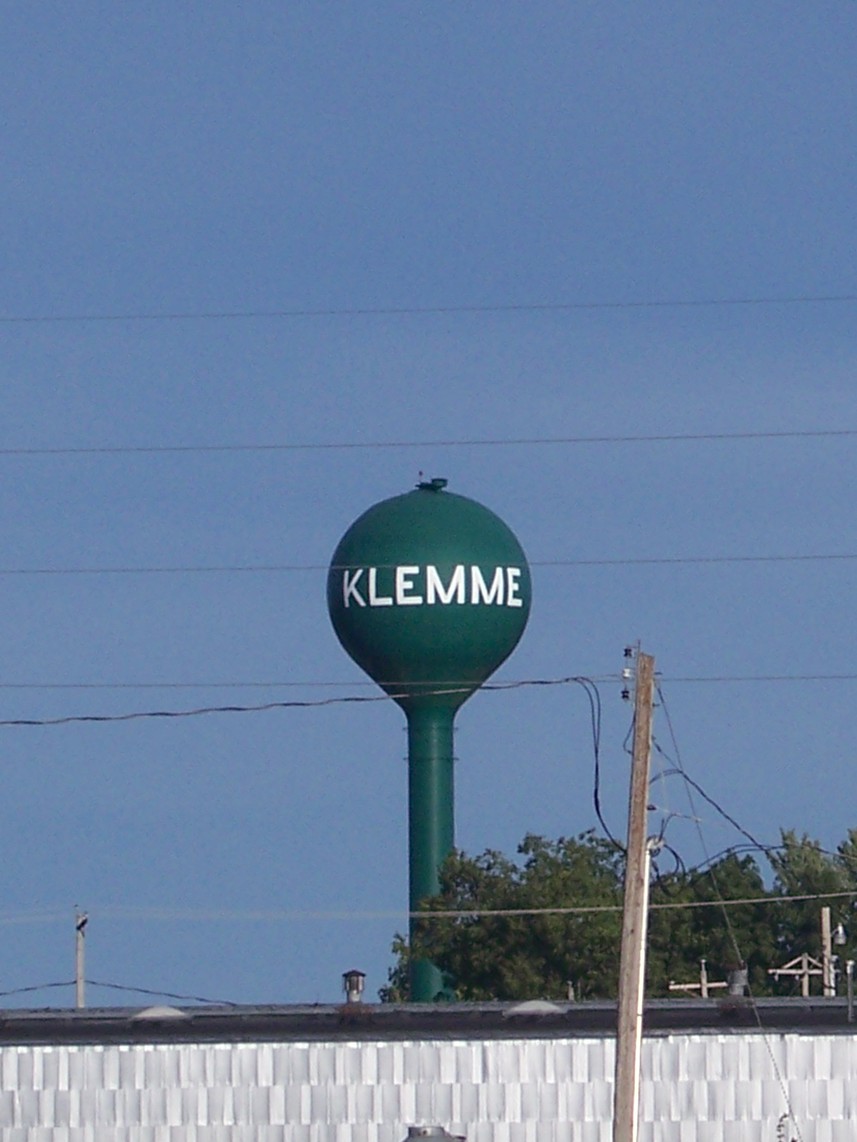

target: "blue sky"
[1,4,856,1005]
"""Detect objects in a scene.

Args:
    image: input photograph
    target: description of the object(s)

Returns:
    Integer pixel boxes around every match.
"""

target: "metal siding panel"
[535,1079,559,1121]
[379,1079,401,1125]
[454,1080,478,1122]
[4,1032,857,1138]
[426,1078,452,1124]
[398,1073,417,1125]
[560,1076,586,1121]
[352,1080,375,1122]
[414,1082,435,1124]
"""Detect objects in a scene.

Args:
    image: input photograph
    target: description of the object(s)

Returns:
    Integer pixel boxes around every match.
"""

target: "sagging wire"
[565,675,627,852]
[651,841,687,882]
[0,675,591,729]
[655,682,804,1142]
[568,677,624,852]
[86,979,236,1005]
[652,756,773,858]
[0,980,74,999]
[0,979,234,1005]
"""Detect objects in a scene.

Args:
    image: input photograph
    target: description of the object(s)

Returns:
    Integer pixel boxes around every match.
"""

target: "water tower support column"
[407,705,455,1002]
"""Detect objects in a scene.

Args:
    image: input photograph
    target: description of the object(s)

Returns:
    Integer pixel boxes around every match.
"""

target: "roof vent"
[503,999,565,1018]
[342,969,366,1004]
[130,1005,192,1023]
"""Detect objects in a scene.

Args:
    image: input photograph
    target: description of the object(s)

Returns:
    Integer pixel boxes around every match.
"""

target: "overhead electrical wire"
[569,676,624,851]
[1,291,855,325]
[0,891,853,929]
[0,979,234,1005]
[96,890,857,919]
[653,755,772,857]
[1,426,857,457]
[4,670,857,725]
[85,979,236,1006]
[4,672,857,690]
[0,980,75,999]
[4,670,857,726]
[653,682,803,1141]
[5,550,857,575]
[0,675,584,728]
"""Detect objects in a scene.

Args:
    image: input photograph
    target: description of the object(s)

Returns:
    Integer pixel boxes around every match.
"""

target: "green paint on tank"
[327,479,531,1001]
[327,478,531,711]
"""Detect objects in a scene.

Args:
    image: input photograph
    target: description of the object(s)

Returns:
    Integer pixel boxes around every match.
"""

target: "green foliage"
[648,852,777,995]
[378,934,410,1004]
[406,832,624,1001]
[382,828,857,1002]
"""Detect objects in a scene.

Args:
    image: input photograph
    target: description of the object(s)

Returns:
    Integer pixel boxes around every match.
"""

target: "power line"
[0,978,235,1005]
[2,890,853,928]
[653,753,772,856]
[5,671,857,696]
[0,680,386,690]
[653,682,803,1139]
[0,675,582,728]
[0,980,74,999]
[86,979,236,1006]
[5,550,857,576]
[1,292,856,325]
[2,671,857,696]
[1,427,857,458]
[106,891,857,919]
[663,673,857,684]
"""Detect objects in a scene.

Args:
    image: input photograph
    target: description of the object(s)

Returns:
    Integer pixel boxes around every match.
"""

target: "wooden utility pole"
[768,951,819,997]
[668,957,728,999]
[613,650,655,1142]
[75,910,87,1009]
[769,908,839,998]
[821,905,835,997]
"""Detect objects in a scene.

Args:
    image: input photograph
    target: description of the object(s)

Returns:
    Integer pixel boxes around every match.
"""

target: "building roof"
[0,997,854,1047]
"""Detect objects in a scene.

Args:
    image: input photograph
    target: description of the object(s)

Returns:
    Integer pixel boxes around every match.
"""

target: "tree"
[647,851,777,995]
[382,829,857,1002]
[766,829,857,992]
[384,832,624,1001]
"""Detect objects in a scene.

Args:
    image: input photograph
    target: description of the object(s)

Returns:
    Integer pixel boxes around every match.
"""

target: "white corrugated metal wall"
[1,1033,855,1140]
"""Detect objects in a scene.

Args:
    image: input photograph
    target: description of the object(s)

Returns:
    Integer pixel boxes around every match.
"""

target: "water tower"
[327,479,531,1000]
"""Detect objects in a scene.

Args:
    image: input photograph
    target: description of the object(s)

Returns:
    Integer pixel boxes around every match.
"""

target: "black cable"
[571,677,624,852]
[654,683,802,1139]
[2,291,856,325]
[654,759,772,857]
[1,427,856,458]
[654,842,687,881]
[86,979,236,1006]
[5,551,857,576]
[6,671,857,690]
[0,979,236,1005]
[0,980,74,999]
[0,675,583,728]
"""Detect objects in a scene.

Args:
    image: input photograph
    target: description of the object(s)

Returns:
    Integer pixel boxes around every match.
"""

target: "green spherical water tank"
[327,478,531,710]
[327,479,531,1002]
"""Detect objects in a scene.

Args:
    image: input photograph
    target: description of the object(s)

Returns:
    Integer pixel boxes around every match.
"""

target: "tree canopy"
[382,829,857,1002]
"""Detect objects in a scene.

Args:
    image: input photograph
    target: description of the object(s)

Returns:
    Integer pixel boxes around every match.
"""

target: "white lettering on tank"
[344,565,526,608]
[506,567,523,607]
[471,566,505,605]
[426,564,466,605]
[368,567,393,606]
[395,565,423,605]
[343,569,366,608]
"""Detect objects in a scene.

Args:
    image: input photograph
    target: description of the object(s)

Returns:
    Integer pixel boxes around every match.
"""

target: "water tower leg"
[407,705,455,1001]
